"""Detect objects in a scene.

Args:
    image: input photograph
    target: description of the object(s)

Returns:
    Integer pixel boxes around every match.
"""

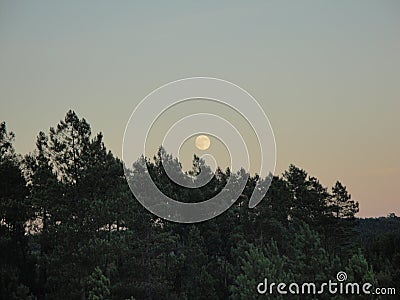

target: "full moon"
[195,135,211,150]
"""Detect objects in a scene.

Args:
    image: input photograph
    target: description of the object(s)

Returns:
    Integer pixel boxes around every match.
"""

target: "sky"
[0,1,399,217]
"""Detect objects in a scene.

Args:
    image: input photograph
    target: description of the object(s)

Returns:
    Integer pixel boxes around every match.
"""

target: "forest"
[1,110,399,299]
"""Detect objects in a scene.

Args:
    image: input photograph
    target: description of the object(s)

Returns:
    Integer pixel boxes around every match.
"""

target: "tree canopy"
[0,112,398,299]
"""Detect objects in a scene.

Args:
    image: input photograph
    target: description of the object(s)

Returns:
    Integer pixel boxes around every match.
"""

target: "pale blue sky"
[1,1,399,217]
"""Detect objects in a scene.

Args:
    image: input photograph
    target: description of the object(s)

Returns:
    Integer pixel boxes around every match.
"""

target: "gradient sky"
[1,1,399,217]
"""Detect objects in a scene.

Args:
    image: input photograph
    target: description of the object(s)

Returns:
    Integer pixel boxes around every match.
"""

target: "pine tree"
[327,181,359,259]
[290,223,332,282]
[330,181,359,219]
[230,241,292,299]
[86,267,111,300]
[23,131,63,297]
[180,226,216,300]
[345,249,376,284]
[0,122,32,299]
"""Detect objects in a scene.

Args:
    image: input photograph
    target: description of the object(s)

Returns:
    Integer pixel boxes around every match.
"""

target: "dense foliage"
[0,111,398,299]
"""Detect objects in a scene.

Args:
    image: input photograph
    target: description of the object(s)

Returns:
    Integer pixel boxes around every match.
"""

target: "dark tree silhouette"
[0,112,398,300]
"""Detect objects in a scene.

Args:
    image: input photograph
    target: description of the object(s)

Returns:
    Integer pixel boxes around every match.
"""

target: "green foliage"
[87,267,111,300]
[331,181,359,219]
[0,121,32,300]
[230,240,292,299]
[345,249,376,283]
[290,223,333,282]
[0,112,398,299]
[231,243,271,299]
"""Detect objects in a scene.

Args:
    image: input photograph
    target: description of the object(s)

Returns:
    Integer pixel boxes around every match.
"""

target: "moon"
[195,135,211,150]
